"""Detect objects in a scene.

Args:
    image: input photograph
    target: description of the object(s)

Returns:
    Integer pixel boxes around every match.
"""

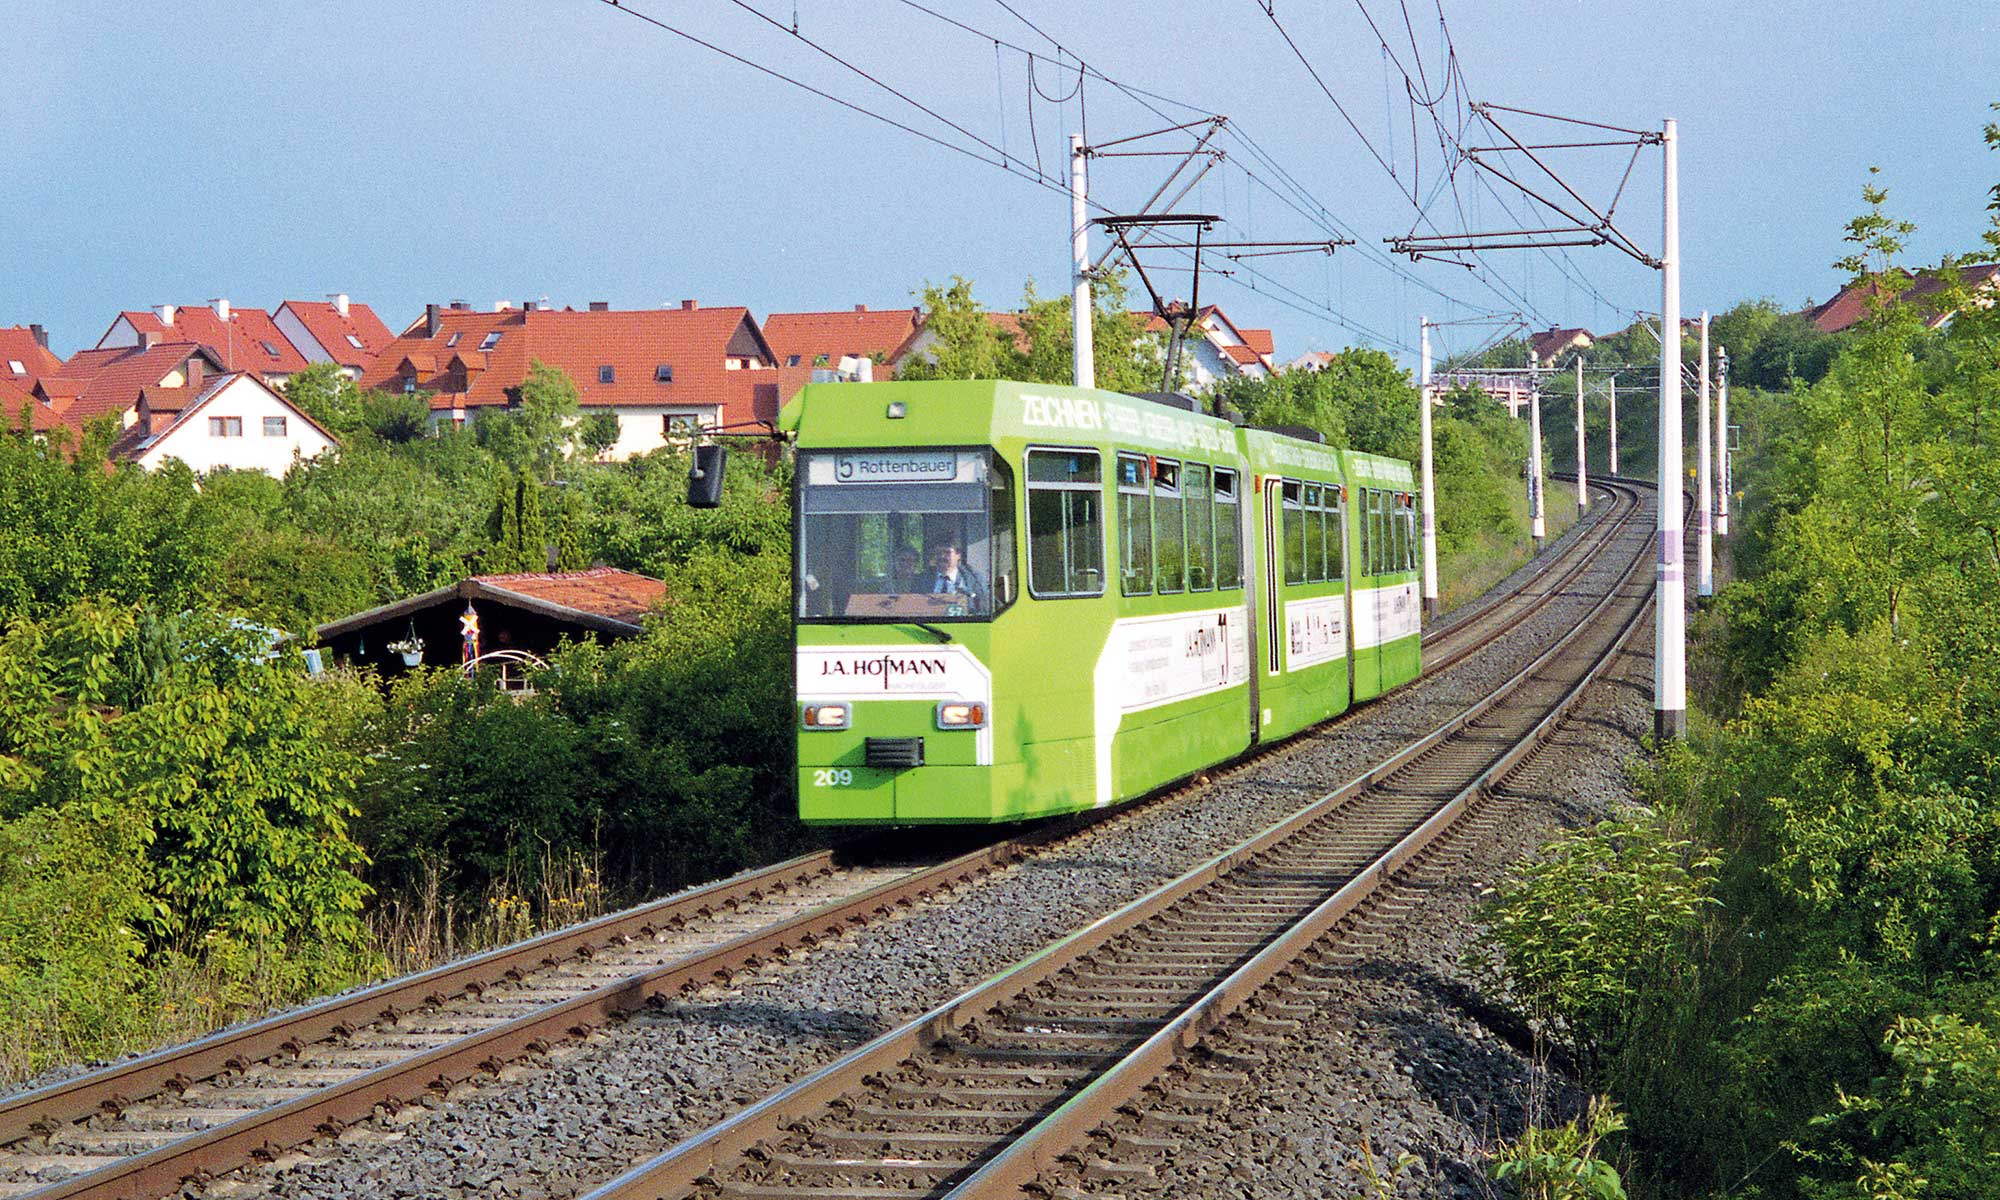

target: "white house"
[113,372,336,475]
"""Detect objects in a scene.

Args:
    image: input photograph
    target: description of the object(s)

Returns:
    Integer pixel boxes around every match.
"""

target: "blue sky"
[4,1,1996,362]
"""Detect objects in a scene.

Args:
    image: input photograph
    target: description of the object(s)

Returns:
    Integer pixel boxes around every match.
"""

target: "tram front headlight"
[801,703,849,729]
[935,701,987,729]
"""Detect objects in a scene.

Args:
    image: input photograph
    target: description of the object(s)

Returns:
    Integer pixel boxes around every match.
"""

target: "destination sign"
[833,451,959,483]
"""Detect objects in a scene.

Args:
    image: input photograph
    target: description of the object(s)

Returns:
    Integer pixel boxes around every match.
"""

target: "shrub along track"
[572,482,1657,1200]
[0,482,1638,1200]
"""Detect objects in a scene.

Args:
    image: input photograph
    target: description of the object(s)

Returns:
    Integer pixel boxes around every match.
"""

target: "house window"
[259,340,281,358]
[786,355,801,367]
[664,414,701,438]
[813,353,830,367]
[725,358,741,371]
[655,364,673,382]
[403,376,417,394]
[6,360,23,375]
[345,334,365,350]
[208,416,243,437]
[479,331,502,351]
[598,365,616,384]
[445,332,462,348]
[263,416,287,437]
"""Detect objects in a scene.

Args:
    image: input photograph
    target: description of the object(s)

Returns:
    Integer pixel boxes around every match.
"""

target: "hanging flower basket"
[387,636,425,667]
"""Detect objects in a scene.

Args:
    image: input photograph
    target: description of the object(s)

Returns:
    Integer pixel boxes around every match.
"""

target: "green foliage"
[1478,802,1719,1065]
[577,409,622,459]
[897,273,1163,391]
[1491,1096,1630,1200]
[478,359,581,479]
[0,435,222,622]
[360,389,431,443]
[283,362,363,435]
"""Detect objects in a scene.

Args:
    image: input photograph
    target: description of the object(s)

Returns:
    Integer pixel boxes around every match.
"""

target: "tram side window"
[1360,490,1376,580]
[1367,489,1385,577]
[1118,454,1153,596]
[1329,491,1346,581]
[1154,459,1185,594]
[1302,484,1325,582]
[1376,490,1392,576]
[1026,449,1105,598]
[1402,497,1418,572]
[1185,464,1215,590]
[1214,470,1243,589]
[1282,480,1306,585]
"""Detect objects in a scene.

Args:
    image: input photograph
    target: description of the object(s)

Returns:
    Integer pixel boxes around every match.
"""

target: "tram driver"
[923,536,987,612]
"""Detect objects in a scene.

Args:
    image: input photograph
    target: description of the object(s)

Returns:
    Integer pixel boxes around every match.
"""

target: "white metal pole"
[1608,373,1619,474]
[1070,133,1094,390]
[1419,317,1439,618]
[1697,311,1713,599]
[1529,374,1545,544]
[1716,346,1730,537]
[1656,117,1686,742]
[1575,355,1588,514]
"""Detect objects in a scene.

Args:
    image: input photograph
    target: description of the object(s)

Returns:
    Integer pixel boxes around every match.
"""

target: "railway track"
[577,481,1658,1200]
[0,479,1641,1200]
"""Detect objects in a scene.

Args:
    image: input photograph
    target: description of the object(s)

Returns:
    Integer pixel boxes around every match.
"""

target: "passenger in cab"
[925,538,987,612]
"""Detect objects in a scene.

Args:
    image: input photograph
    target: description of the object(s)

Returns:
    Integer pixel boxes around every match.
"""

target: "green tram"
[785,379,1421,825]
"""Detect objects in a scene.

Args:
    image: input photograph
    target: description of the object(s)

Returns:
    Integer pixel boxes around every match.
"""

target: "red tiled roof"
[1529,327,1593,363]
[1240,328,1274,356]
[111,305,311,376]
[1222,343,1265,365]
[468,568,666,625]
[1,376,73,433]
[277,300,396,369]
[0,327,64,392]
[762,307,922,372]
[357,306,780,427]
[40,342,225,425]
[1809,263,2000,333]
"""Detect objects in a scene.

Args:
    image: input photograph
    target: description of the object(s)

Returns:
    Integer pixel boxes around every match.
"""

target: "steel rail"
[575,483,1657,1200]
[3,480,1644,1200]
[949,490,1661,1197]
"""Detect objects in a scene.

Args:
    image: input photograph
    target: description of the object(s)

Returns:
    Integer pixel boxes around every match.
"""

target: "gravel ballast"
[207,500,1649,1200]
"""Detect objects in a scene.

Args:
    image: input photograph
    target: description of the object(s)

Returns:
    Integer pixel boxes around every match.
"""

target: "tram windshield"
[796,449,1016,621]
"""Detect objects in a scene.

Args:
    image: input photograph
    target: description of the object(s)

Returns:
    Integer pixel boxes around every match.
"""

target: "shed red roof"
[762,307,922,371]
[469,568,667,625]
[1240,328,1274,356]
[111,305,311,376]
[278,299,396,369]
[358,306,780,427]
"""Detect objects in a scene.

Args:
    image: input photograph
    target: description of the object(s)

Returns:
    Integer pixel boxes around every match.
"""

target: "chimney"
[588,301,609,312]
[425,304,442,337]
[854,304,868,313]
[185,355,204,395]
[211,298,230,323]
[680,299,697,311]
[156,304,177,327]
[450,299,470,310]
[330,293,351,317]
[138,329,158,350]
[495,301,512,312]
[521,299,536,313]
[29,324,46,349]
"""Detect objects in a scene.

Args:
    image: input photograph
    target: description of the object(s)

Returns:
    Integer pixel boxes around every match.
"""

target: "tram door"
[1262,478,1284,683]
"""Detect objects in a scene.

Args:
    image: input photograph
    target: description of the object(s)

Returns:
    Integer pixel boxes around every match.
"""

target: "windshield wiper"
[905,622,953,644]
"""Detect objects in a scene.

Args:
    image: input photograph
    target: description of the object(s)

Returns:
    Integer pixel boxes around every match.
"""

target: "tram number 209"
[812,768,855,788]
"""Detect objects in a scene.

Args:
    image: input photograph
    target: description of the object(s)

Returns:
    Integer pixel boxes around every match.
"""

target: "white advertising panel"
[1107,608,1251,712]
[797,644,990,702]
[1284,595,1348,669]
[1351,581,1422,650]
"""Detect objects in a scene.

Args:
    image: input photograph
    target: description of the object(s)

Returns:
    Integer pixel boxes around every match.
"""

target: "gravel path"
[205,504,1646,1200]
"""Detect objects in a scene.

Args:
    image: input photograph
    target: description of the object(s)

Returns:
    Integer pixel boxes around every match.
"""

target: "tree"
[283,363,363,436]
[479,360,580,479]
[359,390,430,443]
[897,274,1163,389]
[577,410,622,460]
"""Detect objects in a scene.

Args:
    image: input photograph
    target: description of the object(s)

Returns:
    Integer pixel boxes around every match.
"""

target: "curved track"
[0,480,1640,1200]
[576,480,1657,1200]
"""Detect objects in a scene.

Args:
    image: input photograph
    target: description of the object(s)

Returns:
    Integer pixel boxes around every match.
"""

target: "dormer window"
[479,331,502,351]
[345,334,365,350]
[598,365,616,384]
[403,376,417,394]
[725,358,741,371]
[655,364,673,383]
[259,340,281,358]
[786,354,800,367]
[445,332,462,348]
